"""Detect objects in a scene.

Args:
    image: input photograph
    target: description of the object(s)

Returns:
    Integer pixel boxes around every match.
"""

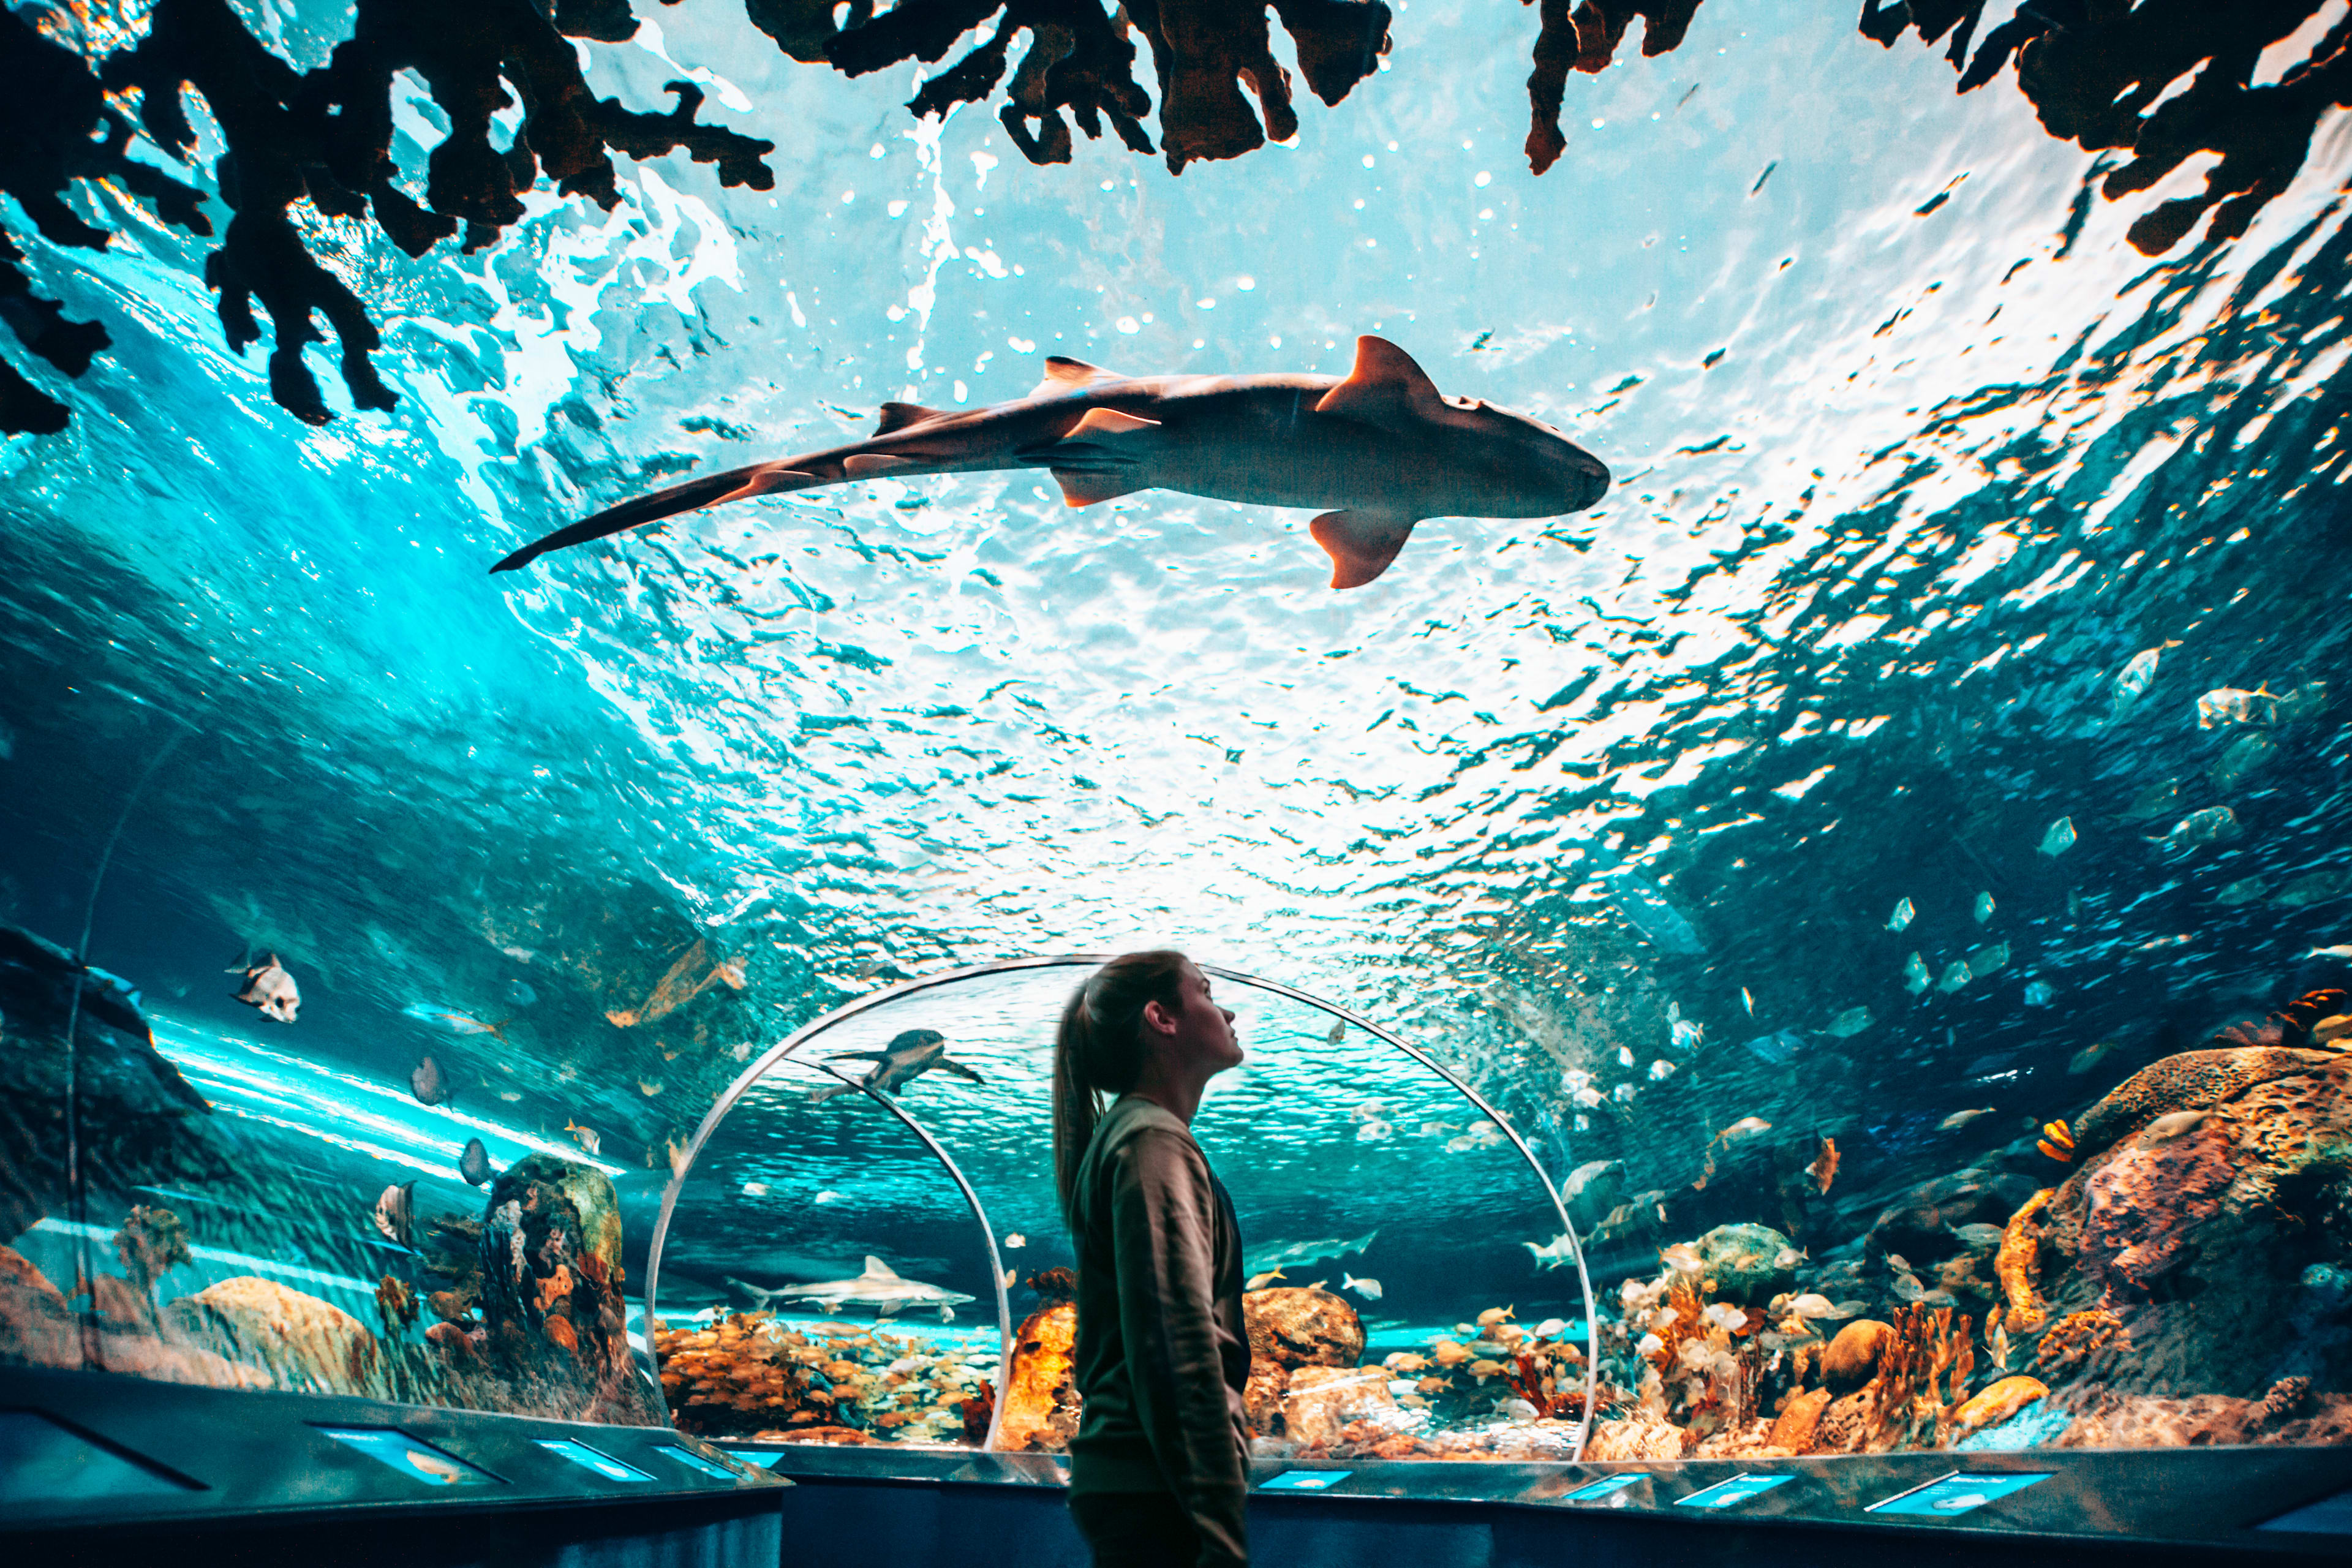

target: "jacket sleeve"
[1108,1128,1250,1567]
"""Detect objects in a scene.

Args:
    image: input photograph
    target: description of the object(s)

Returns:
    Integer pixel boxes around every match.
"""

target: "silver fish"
[230,951,300,1023]
[372,1181,415,1247]
[410,1055,453,1107]
[1938,1107,1996,1131]
[1342,1272,1384,1301]
[459,1137,492,1186]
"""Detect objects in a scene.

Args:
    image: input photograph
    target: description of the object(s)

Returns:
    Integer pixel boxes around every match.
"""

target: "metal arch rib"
[644,952,1599,1461]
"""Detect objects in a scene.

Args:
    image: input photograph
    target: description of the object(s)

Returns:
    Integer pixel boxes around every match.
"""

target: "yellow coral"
[2036,1308,2125,1373]
[1996,1188,2054,1332]
[1951,1374,2048,1435]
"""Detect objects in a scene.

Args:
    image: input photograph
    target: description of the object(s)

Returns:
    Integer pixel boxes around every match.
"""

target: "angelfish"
[230,951,300,1023]
[489,337,1611,590]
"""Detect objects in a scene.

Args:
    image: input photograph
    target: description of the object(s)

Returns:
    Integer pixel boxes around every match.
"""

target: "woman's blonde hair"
[1053,950,1189,1222]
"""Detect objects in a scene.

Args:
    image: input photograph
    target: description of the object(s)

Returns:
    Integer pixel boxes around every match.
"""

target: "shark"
[489,336,1610,589]
[738,1257,978,1322]
[807,1028,984,1104]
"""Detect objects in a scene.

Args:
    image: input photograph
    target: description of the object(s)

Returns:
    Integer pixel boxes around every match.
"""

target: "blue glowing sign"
[1673,1473,1794,1510]
[1561,1472,1648,1502]
[534,1438,651,1482]
[1869,1471,2050,1517]
[1258,1469,1348,1491]
[314,1426,498,1487]
[655,1444,739,1479]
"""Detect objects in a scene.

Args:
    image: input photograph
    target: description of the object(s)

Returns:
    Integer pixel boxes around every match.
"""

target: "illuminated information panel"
[533,1438,652,1482]
[1869,1472,2049,1518]
[314,1426,498,1487]
[1673,1474,1795,1510]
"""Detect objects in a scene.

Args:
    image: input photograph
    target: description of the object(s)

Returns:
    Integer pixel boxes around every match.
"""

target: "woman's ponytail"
[1052,950,1188,1224]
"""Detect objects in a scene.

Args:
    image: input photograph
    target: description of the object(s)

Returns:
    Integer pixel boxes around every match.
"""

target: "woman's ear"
[1140,997,1178,1039]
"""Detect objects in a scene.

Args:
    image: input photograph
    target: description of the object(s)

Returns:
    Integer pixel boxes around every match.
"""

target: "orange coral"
[1997,1188,2055,1332]
[2037,1308,2126,1373]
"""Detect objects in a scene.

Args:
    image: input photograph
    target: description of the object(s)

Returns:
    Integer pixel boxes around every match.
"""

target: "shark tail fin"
[491,462,823,572]
[863,1255,899,1278]
[1310,511,1419,589]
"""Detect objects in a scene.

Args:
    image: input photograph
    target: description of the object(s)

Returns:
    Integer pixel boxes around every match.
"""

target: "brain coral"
[2070,1047,2339,1158]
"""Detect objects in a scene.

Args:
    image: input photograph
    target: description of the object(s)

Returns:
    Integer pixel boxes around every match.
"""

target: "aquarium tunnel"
[7,0,2352,1562]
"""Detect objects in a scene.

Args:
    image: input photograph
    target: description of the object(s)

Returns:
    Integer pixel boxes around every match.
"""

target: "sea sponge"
[1583,1408,1687,1461]
[2078,1120,2236,1294]
[1952,1374,2049,1436]
[1821,1319,1894,1393]
[1996,1188,2054,1333]
[1768,1386,1832,1452]
[2036,1308,2125,1374]
[2070,1047,2337,1158]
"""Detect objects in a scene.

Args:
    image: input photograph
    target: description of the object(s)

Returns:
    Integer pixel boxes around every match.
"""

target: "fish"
[1809,1136,1839,1194]
[1939,1107,1996,1131]
[1244,1267,1287,1291]
[1246,1230,1378,1276]
[372,1181,415,1247]
[459,1137,492,1186]
[1648,1058,1677,1082]
[1967,941,2010,977]
[1342,1273,1383,1301]
[1468,1359,1507,1382]
[1785,1293,1841,1319]
[1989,1321,2010,1371]
[565,1118,600,1156]
[230,951,300,1023]
[1974,892,1996,924]
[2111,647,2161,715]
[1888,897,1915,932]
[2039,816,2076,856]
[2121,778,2181,821]
[2198,685,2275,729]
[769,1256,978,1322]
[1523,1233,1578,1270]
[1660,1243,1703,1274]
[503,979,538,1008]
[1385,1352,1431,1373]
[402,1003,507,1040]
[491,336,1611,589]
[1825,1006,1873,1038]
[638,1078,663,1096]
[409,1055,453,1107]
[741,1181,771,1196]
[1355,1118,1395,1142]
[1741,987,1755,1016]
[1431,1340,1471,1367]
[2155,806,2239,851]
[2211,733,2275,792]
[1937,960,1973,993]
[809,1029,984,1103]
[1607,867,1708,956]
[1325,1020,1347,1044]
[1477,1305,1516,1327]
[1004,1233,1026,1249]
[1904,954,1932,995]
[2218,878,2269,906]
[2141,1109,2211,1144]
[1715,1115,1771,1145]
[2068,1039,2116,1075]
[2024,979,2054,1007]
[1001,1267,1017,1287]
[1535,1318,1567,1338]
[1669,1016,1703,1053]
[604,939,747,1029]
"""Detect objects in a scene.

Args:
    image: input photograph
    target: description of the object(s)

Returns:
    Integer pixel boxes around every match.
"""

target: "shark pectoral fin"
[937,1060,985,1082]
[873,401,948,435]
[843,453,918,477]
[1313,335,1446,432]
[1052,469,1144,507]
[1068,407,1159,437]
[1311,510,1419,590]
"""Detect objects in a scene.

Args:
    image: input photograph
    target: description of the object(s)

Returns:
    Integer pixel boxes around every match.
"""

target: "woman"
[1054,951,1251,1568]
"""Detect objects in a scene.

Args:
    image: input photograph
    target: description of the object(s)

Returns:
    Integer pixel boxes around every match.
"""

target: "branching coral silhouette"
[2,0,2345,437]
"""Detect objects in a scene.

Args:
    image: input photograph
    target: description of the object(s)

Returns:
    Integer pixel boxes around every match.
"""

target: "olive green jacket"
[1066,1094,1251,1566]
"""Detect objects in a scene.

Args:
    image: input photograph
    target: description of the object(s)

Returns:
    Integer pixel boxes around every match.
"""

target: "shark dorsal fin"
[863,1255,899,1278]
[873,401,948,435]
[1314,336,1445,429]
[1033,356,1120,397]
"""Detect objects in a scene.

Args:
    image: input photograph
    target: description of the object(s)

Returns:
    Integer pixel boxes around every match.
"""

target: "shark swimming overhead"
[490,336,1611,589]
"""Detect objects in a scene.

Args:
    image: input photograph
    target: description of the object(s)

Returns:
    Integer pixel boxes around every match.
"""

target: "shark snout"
[1561,447,1611,512]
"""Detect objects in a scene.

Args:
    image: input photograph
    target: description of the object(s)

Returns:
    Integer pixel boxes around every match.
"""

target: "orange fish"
[1809,1136,1840,1194]
[2038,1118,2074,1163]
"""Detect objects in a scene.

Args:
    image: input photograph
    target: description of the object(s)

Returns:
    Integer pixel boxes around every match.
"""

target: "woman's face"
[1167,962,1243,1075]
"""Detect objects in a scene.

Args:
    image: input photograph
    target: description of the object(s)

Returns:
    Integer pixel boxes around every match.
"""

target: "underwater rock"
[2069,1046,2337,1161]
[164,1276,384,1397]
[1952,1374,2049,1437]
[2052,1388,2352,1449]
[1820,1319,1894,1394]
[477,1153,656,1422]
[1243,1286,1364,1370]
[1243,1360,1290,1434]
[1280,1365,1393,1450]
[2078,1123,2235,1295]
[1693,1223,1796,1305]
[1768,1386,1831,1452]
[997,1301,1079,1452]
[1,1245,263,1390]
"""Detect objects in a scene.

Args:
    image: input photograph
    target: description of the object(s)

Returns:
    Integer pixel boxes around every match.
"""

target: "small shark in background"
[808,1028,984,1104]
[745,1256,977,1322]
[490,336,1610,590]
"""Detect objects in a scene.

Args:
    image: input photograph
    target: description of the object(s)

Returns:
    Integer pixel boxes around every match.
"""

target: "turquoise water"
[3,0,2350,1457]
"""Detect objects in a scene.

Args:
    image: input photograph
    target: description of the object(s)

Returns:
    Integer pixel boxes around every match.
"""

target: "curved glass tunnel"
[647,959,1599,1459]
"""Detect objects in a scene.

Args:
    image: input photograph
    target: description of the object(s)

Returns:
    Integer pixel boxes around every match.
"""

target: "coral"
[1952,1374,2048,1436]
[1244,1285,1364,1370]
[1281,1365,1394,1449]
[1996,1188,2055,1332]
[375,1276,419,1336]
[113,1205,190,1290]
[2068,1047,2337,1160]
[2078,1120,2236,1295]
[164,1276,386,1397]
[2036,1308,2126,1376]
[1582,1407,1686,1461]
[2054,1388,2352,1448]
[996,1300,1079,1452]
[2264,1375,2313,1422]
[1768,1387,1831,1452]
